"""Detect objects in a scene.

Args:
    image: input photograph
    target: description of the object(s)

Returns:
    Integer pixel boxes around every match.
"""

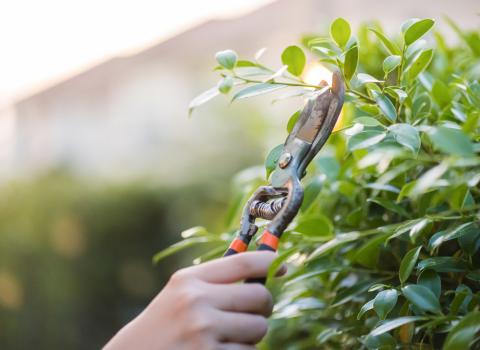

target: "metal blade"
[295,85,331,143]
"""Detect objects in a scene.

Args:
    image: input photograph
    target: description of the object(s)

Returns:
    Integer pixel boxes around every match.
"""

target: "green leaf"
[409,48,434,80]
[431,80,451,108]
[254,47,267,62]
[401,19,420,34]
[428,222,479,250]
[374,289,398,320]
[371,91,397,122]
[347,207,363,227]
[427,127,474,157]
[286,110,301,134]
[330,18,351,48]
[356,233,390,268]
[266,246,300,281]
[459,228,480,256]
[450,183,469,210]
[307,38,335,46]
[369,316,427,337]
[215,50,238,70]
[344,45,358,82]
[331,279,381,307]
[367,198,411,218]
[213,60,256,70]
[450,286,468,316]
[301,176,323,212]
[368,28,401,55]
[231,84,287,103]
[417,269,441,299]
[365,333,397,350]
[403,47,424,73]
[397,181,418,202]
[265,143,284,180]
[467,270,480,281]
[443,312,480,350]
[369,284,393,292]
[358,299,374,320]
[399,246,422,283]
[181,226,208,238]
[417,257,463,273]
[388,123,421,156]
[281,46,306,77]
[353,117,383,127]
[218,76,234,94]
[153,237,218,263]
[357,73,384,85]
[404,19,435,46]
[312,46,337,58]
[468,292,480,311]
[402,285,441,313]
[383,55,402,73]
[347,131,386,151]
[306,231,360,261]
[293,214,333,237]
[189,87,220,116]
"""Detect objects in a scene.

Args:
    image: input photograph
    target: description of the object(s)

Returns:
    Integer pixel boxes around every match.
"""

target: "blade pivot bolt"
[279,153,292,168]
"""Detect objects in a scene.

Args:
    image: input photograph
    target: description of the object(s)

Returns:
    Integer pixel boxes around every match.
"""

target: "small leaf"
[399,246,422,283]
[402,285,441,313]
[262,65,288,83]
[153,237,216,263]
[231,84,287,103]
[353,117,383,126]
[306,232,360,261]
[467,270,480,281]
[374,289,398,320]
[300,176,323,212]
[369,284,393,292]
[369,316,427,337]
[371,90,397,122]
[383,55,402,73]
[358,299,374,320]
[189,87,220,116]
[218,76,234,94]
[265,143,284,180]
[181,226,208,238]
[273,89,309,104]
[403,48,424,73]
[409,48,434,80]
[293,214,333,237]
[254,47,267,62]
[443,312,480,350]
[431,80,451,108]
[388,123,421,156]
[404,19,435,46]
[365,333,397,350]
[459,228,480,256]
[347,131,386,151]
[368,28,401,55]
[368,198,411,218]
[428,222,479,250]
[281,46,306,77]
[401,18,420,34]
[357,73,384,85]
[312,46,337,58]
[417,269,441,299]
[286,110,302,134]
[330,18,351,48]
[344,45,359,82]
[215,50,238,70]
[427,127,474,157]
[450,286,468,316]
[356,233,390,268]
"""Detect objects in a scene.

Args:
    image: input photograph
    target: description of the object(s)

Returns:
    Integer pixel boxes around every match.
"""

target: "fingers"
[209,283,274,317]
[214,310,268,344]
[188,251,278,284]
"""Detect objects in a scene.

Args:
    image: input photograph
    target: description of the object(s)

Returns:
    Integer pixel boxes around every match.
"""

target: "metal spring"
[249,198,286,220]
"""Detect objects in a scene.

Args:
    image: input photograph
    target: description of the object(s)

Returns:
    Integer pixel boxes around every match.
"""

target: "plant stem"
[233,75,324,89]
[346,89,376,103]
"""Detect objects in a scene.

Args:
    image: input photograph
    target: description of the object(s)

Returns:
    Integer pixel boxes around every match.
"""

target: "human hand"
[103,251,286,350]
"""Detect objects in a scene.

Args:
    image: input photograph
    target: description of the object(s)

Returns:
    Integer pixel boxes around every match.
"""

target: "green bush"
[159,17,480,350]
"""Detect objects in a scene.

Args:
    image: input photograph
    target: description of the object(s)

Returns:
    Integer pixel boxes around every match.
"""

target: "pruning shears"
[223,71,345,284]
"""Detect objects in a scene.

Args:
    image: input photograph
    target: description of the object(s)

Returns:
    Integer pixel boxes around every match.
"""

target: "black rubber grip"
[223,248,238,257]
[243,243,277,284]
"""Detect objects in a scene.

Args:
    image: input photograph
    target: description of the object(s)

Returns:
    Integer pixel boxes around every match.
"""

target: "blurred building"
[4,0,479,183]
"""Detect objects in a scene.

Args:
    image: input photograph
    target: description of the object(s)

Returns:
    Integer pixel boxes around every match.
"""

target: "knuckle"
[169,269,190,286]
[188,310,214,335]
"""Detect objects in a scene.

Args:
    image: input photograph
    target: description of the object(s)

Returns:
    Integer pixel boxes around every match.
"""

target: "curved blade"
[298,70,345,174]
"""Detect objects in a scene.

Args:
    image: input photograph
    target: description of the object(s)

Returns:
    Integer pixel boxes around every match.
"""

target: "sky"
[0,0,277,107]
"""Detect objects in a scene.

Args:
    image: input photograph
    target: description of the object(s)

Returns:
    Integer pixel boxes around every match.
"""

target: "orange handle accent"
[230,238,248,253]
[260,232,279,250]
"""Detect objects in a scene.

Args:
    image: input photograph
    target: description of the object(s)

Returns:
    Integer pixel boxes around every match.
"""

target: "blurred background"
[0,0,478,348]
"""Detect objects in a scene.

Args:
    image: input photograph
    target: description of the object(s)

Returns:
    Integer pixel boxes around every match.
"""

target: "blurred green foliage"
[0,172,228,350]
[167,16,480,350]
